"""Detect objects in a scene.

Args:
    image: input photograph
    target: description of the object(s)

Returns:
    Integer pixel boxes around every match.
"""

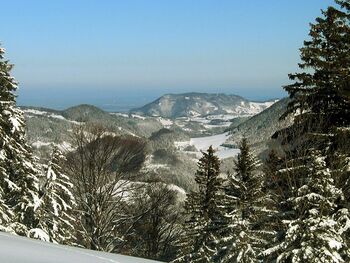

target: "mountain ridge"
[131,92,277,118]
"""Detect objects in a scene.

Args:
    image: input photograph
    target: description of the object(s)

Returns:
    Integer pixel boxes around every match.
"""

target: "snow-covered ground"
[23,109,81,125]
[0,232,161,263]
[176,132,239,159]
[156,117,173,128]
[190,132,239,159]
[31,140,74,152]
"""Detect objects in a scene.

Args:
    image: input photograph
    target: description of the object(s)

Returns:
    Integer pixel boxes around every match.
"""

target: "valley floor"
[189,132,240,159]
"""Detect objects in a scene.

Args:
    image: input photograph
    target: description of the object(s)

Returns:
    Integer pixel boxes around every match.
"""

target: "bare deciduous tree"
[65,123,146,252]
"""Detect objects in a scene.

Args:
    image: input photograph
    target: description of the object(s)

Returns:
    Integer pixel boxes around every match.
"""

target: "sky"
[0,0,335,110]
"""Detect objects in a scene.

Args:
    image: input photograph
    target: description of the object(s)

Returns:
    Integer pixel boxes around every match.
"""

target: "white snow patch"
[32,141,51,148]
[157,117,173,127]
[23,109,47,116]
[328,239,342,250]
[0,150,6,161]
[31,141,74,152]
[9,117,21,133]
[185,132,240,159]
[28,229,50,242]
[131,114,146,120]
[110,112,129,118]
[23,109,82,125]
[168,184,187,201]
[174,141,190,150]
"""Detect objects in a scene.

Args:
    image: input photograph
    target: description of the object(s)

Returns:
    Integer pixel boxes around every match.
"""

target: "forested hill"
[225,97,292,155]
[131,92,276,118]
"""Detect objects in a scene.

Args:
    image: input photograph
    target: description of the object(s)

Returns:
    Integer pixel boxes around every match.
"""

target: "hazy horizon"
[16,86,286,112]
[2,0,334,110]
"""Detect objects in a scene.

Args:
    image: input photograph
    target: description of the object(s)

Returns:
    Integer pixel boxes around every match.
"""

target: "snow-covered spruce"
[173,146,226,263]
[264,154,350,262]
[0,46,43,235]
[35,146,76,244]
[217,138,276,262]
[270,1,350,261]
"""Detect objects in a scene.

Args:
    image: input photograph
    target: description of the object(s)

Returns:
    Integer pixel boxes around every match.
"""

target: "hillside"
[224,98,292,155]
[131,92,276,118]
[21,105,163,159]
[20,97,283,191]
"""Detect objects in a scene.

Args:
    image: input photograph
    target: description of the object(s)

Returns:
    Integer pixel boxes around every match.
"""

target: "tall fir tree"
[269,0,350,260]
[0,46,16,231]
[217,138,276,262]
[0,45,42,235]
[37,146,76,244]
[263,149,281,190]
[281,0,350,131]
[275,0,350,195]
[173,146,225,263]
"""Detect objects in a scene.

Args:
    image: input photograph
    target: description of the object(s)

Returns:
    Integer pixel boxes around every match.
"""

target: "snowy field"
[190,132,239,159]
[0,232,160,263]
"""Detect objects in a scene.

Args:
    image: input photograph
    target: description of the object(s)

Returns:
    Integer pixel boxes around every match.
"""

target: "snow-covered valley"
[175,132,239,159]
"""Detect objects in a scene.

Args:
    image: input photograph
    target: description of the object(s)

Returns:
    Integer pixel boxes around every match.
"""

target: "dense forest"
[0,0,349,262]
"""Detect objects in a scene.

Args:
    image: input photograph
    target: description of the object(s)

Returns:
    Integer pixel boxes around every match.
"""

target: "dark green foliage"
[174,146,225,263]
[267,1,350,261]
[218,138,276,262]
[273,0,350,213]
[279,0,350,146]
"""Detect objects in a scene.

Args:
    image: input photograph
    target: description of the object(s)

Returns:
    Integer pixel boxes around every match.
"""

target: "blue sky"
[0,0,335,109]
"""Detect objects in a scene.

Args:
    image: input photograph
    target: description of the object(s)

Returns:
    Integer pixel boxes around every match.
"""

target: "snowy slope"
[225,97,291,154]
[175,132,240,159]
[0,232,161,263]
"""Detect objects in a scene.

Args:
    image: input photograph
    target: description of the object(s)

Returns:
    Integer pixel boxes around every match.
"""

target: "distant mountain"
[20,105,163,156]
[131,92,277,118]
[20,104,198,191]
[224,97,292,155]
[20,98,289,191]
[62,104,116,122]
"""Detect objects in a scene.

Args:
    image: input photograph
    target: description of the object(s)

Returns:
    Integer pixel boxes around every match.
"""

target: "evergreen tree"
[37,146,76,244]
[264,149,281,189]
[264,153,349,262]
[0,46,17,231]
[281,1,350,131]
[173,146,225,263]
[0,45,42,235]
[0,46,12,229]
[275,0,350,198]
[217,138,276,262]
[269,1,350,260]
